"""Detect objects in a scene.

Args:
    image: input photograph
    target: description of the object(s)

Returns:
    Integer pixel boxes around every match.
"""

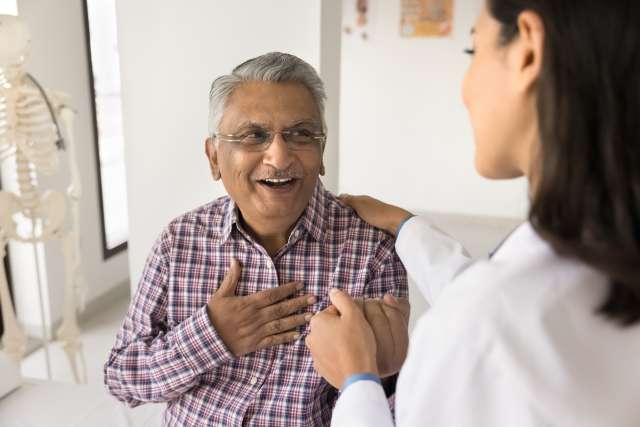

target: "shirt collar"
[219,179,327,244]
[220,197,240,244]
[297,179,327,242]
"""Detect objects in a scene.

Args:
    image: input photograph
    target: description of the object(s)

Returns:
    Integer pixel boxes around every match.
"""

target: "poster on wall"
[343,0,374,41]
[401,0,454,37]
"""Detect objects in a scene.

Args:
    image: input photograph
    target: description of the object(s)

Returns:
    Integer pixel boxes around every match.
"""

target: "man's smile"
[257,177,300,193]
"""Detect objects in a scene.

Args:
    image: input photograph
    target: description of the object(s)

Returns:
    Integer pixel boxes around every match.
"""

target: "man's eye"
[290,129,313,137]
[242,131,268,144]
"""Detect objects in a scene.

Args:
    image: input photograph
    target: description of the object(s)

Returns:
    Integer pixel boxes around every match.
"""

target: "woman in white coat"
[305,0,640,426]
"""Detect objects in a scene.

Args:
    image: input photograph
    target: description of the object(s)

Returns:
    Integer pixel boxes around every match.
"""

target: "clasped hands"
[206,259,410,389]
[305,289,410,389]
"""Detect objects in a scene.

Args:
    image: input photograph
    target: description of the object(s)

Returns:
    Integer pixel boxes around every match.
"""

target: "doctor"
[305,0,640,426]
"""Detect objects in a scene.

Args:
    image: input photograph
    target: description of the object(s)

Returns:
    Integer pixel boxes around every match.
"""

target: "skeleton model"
[0,14,87,383]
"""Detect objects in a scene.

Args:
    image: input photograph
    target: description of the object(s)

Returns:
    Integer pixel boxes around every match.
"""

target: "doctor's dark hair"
[488,0,640,325]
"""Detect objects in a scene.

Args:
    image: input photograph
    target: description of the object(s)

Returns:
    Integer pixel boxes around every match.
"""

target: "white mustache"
[253,168,304,181]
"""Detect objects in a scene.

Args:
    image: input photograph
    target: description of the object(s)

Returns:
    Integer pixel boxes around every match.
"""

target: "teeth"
[264,178,293,183]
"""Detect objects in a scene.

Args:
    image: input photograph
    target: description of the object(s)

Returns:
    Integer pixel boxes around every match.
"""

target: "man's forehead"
[221,81,321,128]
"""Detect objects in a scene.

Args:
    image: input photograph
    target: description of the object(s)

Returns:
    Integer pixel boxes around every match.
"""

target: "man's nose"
[263,133,294,170]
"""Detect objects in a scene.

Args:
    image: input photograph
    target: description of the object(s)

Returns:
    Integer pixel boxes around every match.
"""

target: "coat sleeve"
[395,216,472,305]
[331,380,395,427]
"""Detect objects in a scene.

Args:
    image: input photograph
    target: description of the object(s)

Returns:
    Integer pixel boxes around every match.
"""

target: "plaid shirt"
[104,180,407,426]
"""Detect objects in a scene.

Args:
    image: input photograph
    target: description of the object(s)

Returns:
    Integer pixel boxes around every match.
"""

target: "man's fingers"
[216,259,242,297]
[382,299,410,355]
[262,312,312,336]
[364,300,388,330]
[382,302,410,328]
[364,299,394,353]
[398,299,411,323]
[328,288,359,316]
[248,281,303,308]
[383,294,411,323]
[256,330,301,351]
[261,294,316,322]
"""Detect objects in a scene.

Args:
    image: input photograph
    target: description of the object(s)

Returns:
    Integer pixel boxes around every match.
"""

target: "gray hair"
[208,52,327,136]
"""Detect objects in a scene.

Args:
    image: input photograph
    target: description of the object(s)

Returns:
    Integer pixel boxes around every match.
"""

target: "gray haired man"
[105,52,408,426]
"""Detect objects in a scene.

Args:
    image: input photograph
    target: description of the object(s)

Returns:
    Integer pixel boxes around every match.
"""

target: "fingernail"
[307,296,317,305]
[294,333,301,339]
[330,288,339,296]
[305,314,313,321]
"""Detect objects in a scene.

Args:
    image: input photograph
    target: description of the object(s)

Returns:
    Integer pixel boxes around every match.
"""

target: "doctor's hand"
[357,295,410,378]
[207,259,316,357]
[305,289,379,389]
[338,194,413,236]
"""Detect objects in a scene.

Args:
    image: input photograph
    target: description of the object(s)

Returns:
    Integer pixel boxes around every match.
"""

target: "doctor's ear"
[205,137,222,181]
[320,163,325,176]
[509,10,545,94]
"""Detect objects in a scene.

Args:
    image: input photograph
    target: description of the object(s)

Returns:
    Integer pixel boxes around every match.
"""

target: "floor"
[8,292,165,426]
[21,294,130,385]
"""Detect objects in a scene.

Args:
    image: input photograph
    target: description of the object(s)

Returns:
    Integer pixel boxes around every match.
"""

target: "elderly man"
[105,52,408,426]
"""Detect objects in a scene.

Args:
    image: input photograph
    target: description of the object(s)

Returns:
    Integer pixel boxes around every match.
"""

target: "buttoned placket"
[231,220,310,399]
[239,229,305,423]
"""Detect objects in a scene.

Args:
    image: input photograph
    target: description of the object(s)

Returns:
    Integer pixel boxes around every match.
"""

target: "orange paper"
[401,0,454,37]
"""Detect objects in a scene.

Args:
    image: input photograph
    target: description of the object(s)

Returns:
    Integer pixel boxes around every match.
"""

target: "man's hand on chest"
[207,259,317,357]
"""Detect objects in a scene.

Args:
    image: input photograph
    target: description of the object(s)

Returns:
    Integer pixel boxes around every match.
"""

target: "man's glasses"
[213,127,326,152]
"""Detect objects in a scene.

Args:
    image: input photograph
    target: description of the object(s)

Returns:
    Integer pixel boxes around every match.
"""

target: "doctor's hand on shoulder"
[339,194,413,237]
[305,289,410,389]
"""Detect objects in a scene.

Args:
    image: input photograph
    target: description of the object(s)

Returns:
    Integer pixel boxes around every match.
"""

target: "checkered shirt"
[104,180,407,426]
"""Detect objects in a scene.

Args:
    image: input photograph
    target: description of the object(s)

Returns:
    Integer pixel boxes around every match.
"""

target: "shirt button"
[250,376,258,386]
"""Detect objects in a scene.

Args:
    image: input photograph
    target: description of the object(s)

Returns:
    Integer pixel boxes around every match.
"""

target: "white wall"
[116,1,345,290]
[12,0,129,330]
[339,0,528,218]
[119,1,528,295]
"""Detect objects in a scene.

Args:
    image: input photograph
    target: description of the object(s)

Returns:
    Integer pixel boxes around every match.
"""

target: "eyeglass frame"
[212,127,326,152]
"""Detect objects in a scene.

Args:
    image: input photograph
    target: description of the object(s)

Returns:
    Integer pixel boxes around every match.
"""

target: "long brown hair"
[489,0,640,325]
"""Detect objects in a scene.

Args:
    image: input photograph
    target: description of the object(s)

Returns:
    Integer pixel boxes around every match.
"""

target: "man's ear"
[509,10,545,94]
[205,137,222,181]
[320,162,325,176]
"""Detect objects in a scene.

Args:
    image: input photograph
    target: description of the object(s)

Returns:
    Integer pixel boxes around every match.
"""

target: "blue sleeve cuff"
[396,214,416,237]
[340,373,382,393]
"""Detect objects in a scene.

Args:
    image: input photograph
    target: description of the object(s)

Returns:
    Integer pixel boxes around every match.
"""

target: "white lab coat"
[332,216,640,427]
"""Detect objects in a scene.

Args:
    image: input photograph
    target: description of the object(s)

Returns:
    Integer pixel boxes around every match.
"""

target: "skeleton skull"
[0,14,30,73]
